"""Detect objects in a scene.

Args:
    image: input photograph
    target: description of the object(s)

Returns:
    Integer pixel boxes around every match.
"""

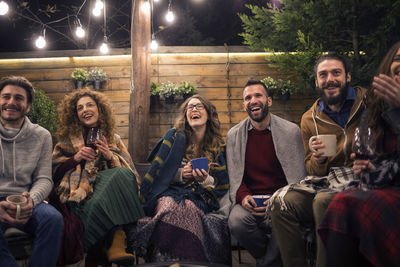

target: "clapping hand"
[373,74,400,108]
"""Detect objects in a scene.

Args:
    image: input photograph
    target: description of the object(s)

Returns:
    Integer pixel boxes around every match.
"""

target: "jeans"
[0,202,63,267]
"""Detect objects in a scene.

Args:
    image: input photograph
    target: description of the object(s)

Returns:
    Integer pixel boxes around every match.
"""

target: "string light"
[92,7,101,16]
[165,0,174,23]
[95,0,104,10]
[142,0,150,13]
[150,33,158,50]
[0,1,8,15]
[75,18,85,38]
[99,0,109,54]
[35,29,46,49]
[100,42,109,54]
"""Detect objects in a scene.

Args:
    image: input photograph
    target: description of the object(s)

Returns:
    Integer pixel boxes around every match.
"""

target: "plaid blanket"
[268,167,358,211]
[53,133,137,203]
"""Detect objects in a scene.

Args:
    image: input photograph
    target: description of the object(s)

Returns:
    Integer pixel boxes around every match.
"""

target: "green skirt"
[70,167,144,251]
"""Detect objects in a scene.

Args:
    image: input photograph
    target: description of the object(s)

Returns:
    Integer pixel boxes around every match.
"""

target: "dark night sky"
[0,0,252,52]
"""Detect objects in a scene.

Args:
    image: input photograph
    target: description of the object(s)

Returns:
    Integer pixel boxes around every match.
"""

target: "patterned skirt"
[318,186,400,267]
[129,196,231,265]
[70,167,145,251]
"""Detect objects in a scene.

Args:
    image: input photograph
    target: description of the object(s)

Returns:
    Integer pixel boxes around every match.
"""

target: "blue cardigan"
[140,128,230,216]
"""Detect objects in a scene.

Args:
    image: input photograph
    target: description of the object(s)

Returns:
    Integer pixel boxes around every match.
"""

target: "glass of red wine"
[86,127,101,150]
[352,126,376,160]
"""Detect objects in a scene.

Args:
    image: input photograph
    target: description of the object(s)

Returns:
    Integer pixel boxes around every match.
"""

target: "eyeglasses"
[186,103,205,111]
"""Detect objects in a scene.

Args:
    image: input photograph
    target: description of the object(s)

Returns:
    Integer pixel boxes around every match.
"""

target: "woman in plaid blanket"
[131,95,230,264]
[49,89,144,265]
[319,41,400,267]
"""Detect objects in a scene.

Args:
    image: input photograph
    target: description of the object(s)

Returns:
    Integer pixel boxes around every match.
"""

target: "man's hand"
[241,195,266,216]
[311,139,328,164]
[1,192,33,225]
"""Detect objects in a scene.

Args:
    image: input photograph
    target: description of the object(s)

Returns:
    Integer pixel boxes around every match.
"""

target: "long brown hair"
[174,94,224,163]
[56,89,116,143]
[367,41,400,152]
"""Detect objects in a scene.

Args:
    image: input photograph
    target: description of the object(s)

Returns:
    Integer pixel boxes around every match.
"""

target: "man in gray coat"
[0,76,63,266]
[226,79,307,266]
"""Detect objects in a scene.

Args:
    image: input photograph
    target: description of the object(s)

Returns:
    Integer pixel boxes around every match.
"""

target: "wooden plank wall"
[0,47,315,150]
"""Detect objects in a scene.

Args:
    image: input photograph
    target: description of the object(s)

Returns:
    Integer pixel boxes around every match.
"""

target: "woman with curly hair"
[131,95,230,264]
[49,89,144,265]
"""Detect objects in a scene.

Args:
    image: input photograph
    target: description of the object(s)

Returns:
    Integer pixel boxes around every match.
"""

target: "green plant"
[87,67,109,83]
[150,82,161,96]
[261,76,279,96]
[178,81,197,96]
[28,90,58,137]
[159,82,179,99]
[71,68,88,82]
[277,79,296,96]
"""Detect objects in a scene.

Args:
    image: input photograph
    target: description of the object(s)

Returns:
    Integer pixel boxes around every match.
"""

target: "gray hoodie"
[0,117,53,206]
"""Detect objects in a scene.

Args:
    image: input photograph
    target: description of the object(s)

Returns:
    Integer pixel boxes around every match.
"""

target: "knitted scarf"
[53,133,138,203]
[140,128,230,216]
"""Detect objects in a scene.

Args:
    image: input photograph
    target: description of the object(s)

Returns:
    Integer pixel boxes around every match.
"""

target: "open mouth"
[191,114,201,120]
[83,113,93,120]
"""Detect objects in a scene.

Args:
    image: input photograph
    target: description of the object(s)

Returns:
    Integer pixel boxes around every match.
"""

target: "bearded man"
[270,53,367,267]
[223,79,307,267]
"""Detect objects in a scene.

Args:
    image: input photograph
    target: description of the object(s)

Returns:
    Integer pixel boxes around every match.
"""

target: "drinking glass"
[352,126,376,160]
[86,127,101,150]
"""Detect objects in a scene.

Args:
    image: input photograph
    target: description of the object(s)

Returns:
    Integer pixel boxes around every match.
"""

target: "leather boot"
[106,229,134,266]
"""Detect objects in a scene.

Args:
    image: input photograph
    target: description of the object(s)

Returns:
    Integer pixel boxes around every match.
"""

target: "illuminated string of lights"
[0,0,183,53]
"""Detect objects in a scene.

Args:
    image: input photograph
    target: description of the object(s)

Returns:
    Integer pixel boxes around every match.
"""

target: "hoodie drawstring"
[13,140,16,183]
[312,111,319,136]
[0,139,4,177]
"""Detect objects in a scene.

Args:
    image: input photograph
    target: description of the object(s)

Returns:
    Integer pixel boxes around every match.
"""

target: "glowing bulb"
[35,36,46,49]
[0,1,9,16]
[141,1,150,13]
[100,43,109,54]
[165,11,174,23]
[92,8,101,16]
[75,26,85,38]
[150,40,158,50]
[95,0,104,10]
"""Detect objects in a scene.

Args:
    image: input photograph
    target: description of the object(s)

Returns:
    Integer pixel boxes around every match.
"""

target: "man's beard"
[1,105,28,122]
[246,103,269,122]
[317,81,349,106]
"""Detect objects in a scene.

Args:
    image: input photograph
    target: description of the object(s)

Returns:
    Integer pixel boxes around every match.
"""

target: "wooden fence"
[0,46,315,150]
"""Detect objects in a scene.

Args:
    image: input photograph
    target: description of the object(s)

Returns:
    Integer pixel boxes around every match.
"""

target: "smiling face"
[0,85,31,128]
[243,84,272,123]
[315,59,351,107]
[76,96,99,128]
[390,48,400,82]
[186,98,208,129]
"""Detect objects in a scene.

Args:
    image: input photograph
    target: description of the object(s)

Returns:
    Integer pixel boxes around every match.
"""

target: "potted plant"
[159,81,179,104]
[150,82,161,104]
[277,79,296,101]
[178,81,197,100]
[88,67,109,90]
[261,76,279,98]
[71,68,88,89]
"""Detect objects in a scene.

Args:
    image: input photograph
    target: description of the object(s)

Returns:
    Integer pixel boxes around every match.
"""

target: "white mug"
[6,195,27,220]
[308,134,337,157]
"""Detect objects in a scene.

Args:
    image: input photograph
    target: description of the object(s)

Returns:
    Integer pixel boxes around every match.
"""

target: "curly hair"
[367,41,400,155]
[174,95,224,164]
[56,89,116,143]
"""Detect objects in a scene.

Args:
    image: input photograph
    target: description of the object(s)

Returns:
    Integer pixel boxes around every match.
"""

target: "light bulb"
[92,8,101,17]
[165,10,174,22]
[95,0,104,10]
[100,43,109,54]
[141,1,150,13]
[0,1,9,16]
[154,0,159,2]
[75,26,85,38]
[35,36,46,49]
[150,40,158,50]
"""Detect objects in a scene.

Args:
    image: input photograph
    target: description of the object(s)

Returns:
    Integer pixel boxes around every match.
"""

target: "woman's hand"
[351,153,376,176]
[74,146,96,162]
[373,74,400,108]
[95,135,113,161]
[182,162,194,180]
[192,167,208,183]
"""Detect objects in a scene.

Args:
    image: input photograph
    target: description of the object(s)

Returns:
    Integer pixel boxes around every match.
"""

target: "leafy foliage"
[239,0,400,89]
[177,81,197,96]
[71,68,88,82]
[159,82,179,99]
[87,67,109,83]
[28,90,57,136]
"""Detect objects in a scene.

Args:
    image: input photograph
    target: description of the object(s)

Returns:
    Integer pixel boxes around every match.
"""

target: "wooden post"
[129,0,151,162]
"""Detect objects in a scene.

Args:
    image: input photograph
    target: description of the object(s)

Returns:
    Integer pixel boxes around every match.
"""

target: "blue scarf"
[140,128,229,216]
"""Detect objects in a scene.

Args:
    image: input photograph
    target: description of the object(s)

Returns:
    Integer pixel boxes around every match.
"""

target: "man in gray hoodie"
[0,76,63,266]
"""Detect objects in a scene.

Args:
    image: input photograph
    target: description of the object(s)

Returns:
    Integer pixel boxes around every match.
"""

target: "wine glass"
[352,126,376,160]
[86,127,101,150]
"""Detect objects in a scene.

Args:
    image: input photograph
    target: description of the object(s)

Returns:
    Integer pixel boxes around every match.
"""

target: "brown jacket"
[300,86,367,176]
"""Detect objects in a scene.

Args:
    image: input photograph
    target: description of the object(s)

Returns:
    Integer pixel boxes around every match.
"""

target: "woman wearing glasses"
[131,95,230,264]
